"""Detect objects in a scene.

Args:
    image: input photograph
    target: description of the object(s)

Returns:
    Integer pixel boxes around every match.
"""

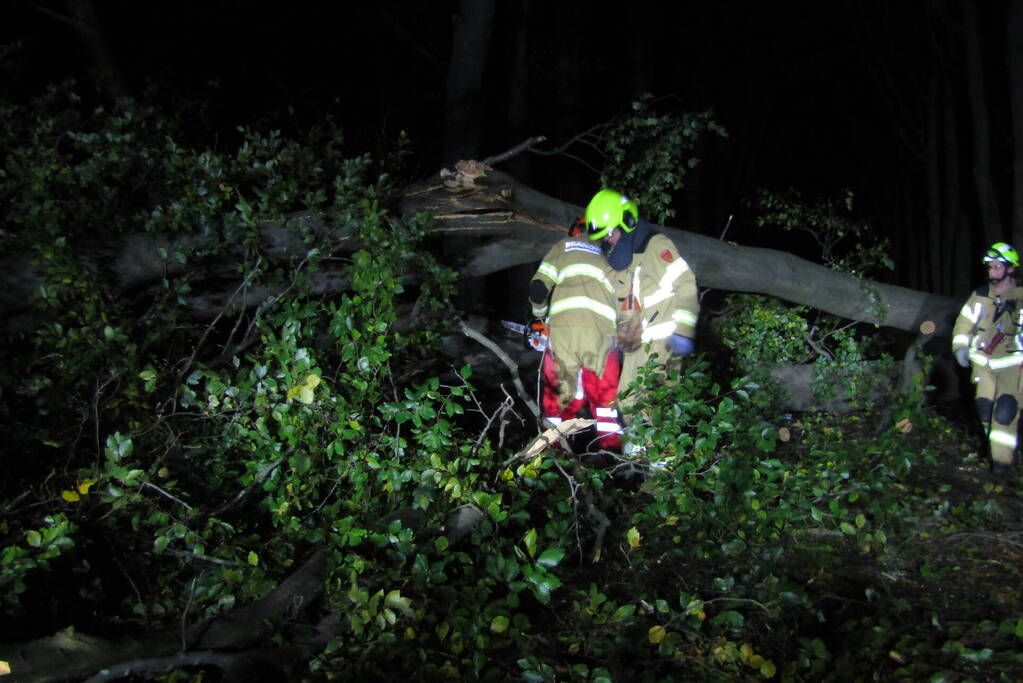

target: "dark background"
[2,1,1014,294]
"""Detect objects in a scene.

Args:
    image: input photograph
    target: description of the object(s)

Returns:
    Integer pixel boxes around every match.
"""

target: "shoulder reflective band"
[643,259,690,308]
[558,263,615,292]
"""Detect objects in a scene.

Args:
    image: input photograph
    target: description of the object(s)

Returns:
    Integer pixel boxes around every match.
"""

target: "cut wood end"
[522,418,597,458]
[440,160,493,189]
[918,320,935,335]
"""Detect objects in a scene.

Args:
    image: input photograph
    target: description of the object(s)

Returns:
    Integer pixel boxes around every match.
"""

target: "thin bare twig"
[176,255,263,381]
[719,214,734,241]
[142,481,192,510]
[163,549,243,567]
[460,321,540,418]
[182,575,199,651]
[475,391,514,453]
[212,457,285,516]
[495,384,522,450]
[576,482,610,563]
[481,136,548,167]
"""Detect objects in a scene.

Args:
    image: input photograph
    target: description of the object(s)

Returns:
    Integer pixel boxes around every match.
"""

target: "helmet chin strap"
[989,267,1015,287]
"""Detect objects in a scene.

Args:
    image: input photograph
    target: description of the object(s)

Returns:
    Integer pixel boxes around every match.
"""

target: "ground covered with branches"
[3,85,1023,683]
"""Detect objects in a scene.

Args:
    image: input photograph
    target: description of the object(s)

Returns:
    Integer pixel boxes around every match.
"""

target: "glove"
[667,334,696,356]
[954,347,970,368]
[616,310,644,352]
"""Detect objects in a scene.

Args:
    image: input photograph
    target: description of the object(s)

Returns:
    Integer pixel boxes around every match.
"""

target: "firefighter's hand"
[616,311,643,352]
[954,348,970,368]
[667,334,695,356]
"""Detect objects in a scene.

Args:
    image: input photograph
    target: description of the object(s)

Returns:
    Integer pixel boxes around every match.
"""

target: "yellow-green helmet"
[983,242,1020,268]
[585,189,639,240]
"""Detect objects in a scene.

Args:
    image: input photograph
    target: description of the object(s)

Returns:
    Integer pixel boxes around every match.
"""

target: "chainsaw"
[501,319,549,353]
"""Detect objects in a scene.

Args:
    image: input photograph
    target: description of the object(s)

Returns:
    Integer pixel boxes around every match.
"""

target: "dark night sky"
[1,1,1003,281]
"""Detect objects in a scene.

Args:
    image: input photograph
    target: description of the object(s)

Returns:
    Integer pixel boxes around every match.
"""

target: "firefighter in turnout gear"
[585,190,700,419]
[952,242,1023,477]
[530,219,623,451]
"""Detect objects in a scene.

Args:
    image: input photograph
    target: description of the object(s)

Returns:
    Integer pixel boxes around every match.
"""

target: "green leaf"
[490,615,510,634]
[25,530,42,548]
[612,603,636,620]
[385,589,413,616]
[522,528,537,558]
[536,548,564,568]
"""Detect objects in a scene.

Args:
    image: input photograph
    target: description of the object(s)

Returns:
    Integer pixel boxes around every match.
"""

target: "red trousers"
[541,348,622,451]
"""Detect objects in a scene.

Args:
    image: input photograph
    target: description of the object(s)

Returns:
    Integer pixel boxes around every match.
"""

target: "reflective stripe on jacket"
[951,283,1023,370]
[531,238,617,328]
[613,233,699,341]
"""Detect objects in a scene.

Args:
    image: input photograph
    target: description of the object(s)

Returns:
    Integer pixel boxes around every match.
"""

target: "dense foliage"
[2,86,1023,683]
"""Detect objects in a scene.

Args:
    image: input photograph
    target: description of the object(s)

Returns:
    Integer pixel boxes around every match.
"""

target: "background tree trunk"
[1008,0,1023,248]
[962,0,1003,245]
[68,0,130,102]
[442,0,495,165]
[503,0,533,185]
[942,78,968,295]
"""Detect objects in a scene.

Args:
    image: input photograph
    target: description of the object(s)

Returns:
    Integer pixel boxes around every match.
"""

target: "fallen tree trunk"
[1,160,961,339]
[0,550,328,683]
[401,161,963,337]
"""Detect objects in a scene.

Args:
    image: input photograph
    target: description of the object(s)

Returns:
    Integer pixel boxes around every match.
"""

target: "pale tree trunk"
[962,0,1003,244]
[1008,0,1023,248]
[442,0,496,165]
[401,162,962,336]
